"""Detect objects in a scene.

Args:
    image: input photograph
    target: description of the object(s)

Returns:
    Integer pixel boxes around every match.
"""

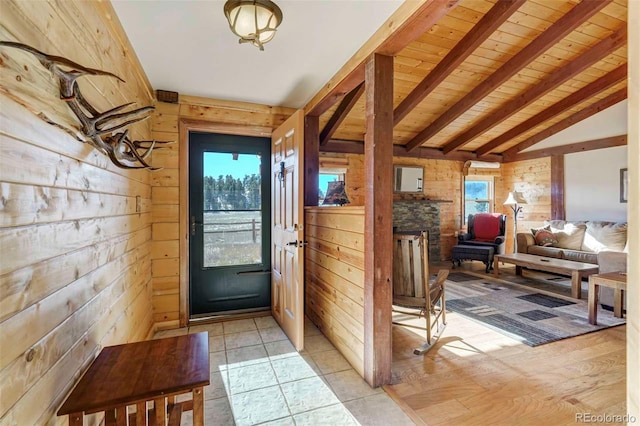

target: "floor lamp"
[504,191,527,253]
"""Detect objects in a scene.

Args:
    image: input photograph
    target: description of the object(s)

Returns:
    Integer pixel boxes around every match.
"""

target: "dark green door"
[189,132,271,317]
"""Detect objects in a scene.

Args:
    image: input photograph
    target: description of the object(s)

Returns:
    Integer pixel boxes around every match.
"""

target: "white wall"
[564,146,628,222]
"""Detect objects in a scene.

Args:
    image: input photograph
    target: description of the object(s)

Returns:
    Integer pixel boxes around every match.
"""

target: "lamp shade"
[224,0,283,50]
[503,191,527,205]
[322,181,350,206]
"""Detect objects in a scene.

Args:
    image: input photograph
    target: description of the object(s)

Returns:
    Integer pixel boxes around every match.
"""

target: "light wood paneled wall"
[150,96,295,329]
[497,158,552,253]
[337,153,552,258]
[0,1,154,424]
[339,155,464,260]
[305,206,365,377]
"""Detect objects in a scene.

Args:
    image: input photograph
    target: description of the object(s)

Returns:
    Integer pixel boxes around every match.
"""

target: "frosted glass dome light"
[224,0,283,51]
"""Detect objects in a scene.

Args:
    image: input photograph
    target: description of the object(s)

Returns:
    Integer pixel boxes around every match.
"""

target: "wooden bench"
[58,333,210,425]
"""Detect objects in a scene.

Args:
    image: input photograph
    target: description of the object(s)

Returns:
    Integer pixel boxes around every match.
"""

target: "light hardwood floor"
[387,263,627,426]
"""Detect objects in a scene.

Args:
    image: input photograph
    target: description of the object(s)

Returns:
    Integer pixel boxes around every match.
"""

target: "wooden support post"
[304,115,320,206]
[551,155,565,220]
[363,53,393,387]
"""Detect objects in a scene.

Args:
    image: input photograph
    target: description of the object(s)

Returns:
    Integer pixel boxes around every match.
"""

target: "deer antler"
[0,41,171,169]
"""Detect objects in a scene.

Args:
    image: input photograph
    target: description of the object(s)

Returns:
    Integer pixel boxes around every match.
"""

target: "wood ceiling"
[311,0,628,162]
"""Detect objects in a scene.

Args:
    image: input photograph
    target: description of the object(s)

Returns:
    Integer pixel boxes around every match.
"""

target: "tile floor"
[154,316,414,426]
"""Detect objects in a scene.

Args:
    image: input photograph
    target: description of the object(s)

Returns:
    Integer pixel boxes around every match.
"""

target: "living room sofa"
[516,220,628,308]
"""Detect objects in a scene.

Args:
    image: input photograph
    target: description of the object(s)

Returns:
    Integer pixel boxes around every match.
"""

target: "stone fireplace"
[393,200,442,261]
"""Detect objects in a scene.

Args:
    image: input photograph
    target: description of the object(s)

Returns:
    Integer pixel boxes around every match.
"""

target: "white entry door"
[271,110,305,350]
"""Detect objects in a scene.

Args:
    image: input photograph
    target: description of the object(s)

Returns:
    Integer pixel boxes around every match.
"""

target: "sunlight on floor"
[154,316,413,426]
[393,308,523,360]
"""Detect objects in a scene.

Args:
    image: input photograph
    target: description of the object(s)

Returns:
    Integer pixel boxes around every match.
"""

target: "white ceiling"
[112,0,403,108]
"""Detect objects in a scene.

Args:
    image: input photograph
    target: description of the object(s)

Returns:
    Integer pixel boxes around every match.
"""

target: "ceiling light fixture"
[224,0,283,51]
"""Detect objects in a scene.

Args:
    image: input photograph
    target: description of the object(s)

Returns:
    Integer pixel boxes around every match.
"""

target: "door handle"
[287,241,308,247]
[191,216,203,236]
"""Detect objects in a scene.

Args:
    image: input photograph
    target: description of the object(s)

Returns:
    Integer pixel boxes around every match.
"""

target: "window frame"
[318,168,346,204]
[463,175,494,224]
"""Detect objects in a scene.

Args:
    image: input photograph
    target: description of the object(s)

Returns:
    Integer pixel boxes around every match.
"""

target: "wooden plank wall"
[337,155,464,260]
[0,1,154,424]
[336,153,552,258]
[305,206,365,377]
[150,96,294,329]
[497,158,552,253]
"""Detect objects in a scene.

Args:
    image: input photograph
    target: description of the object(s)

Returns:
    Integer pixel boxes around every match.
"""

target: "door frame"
[178,119,273,327]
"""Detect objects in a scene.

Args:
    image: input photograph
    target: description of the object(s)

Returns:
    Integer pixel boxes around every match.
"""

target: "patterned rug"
[444,271,626,346]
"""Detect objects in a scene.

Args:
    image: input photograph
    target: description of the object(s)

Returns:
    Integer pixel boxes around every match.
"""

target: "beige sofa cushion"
[545,220,587,250]
[581,221,627,253]
[562,250,598,264]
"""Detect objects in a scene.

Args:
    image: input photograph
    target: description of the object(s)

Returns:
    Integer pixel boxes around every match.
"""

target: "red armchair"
[458,213,507,254]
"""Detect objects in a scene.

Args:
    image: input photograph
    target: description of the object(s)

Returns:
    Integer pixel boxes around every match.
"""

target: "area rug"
[444,271,626,346]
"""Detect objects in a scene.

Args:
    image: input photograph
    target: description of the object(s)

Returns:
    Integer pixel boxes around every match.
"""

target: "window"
[318,170,345,203]
[464,176,494,222]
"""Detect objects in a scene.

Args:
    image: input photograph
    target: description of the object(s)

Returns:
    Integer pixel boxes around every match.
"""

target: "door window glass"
[203,152,262,267]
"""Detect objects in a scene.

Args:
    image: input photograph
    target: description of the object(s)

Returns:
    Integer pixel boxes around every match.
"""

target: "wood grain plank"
[503,89,627,158]
[404,0,613,152]
[441,26,626,154]
[394,0,526,125]
[475,64,627,156]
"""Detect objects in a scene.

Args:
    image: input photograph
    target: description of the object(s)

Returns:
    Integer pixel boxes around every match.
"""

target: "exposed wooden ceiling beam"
[502,88,627,160]
[475,64,627,157]
[505,135,627,162]
[442,26,627,154]
[393,0,525,126]
[304,0,460,117]
[321,139,502,162]
[319,82,365,146]
[403,0,613,153]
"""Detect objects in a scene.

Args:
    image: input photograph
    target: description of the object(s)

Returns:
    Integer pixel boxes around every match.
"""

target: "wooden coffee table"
[588,271,627,325]
[58,332,210,425]
[493,253,599,299]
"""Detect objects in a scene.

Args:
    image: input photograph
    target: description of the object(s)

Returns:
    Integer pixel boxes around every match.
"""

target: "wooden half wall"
[0,1,154,424]
[305,206,365,376]
[150,96,295,328]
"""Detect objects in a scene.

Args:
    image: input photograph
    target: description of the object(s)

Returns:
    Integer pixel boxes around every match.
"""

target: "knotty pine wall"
[305,206,365,377]
[150,96,295,329]
[336,153,552,258]
[0,1,155,424]
[497,158,552,254]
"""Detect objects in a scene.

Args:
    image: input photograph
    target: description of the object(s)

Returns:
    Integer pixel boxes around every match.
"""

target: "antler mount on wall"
[0,41,169,170]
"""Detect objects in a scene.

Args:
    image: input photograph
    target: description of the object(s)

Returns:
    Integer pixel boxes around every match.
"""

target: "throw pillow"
[531,225,551,237]
[549,222,587,250]
[534,230,558,247]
